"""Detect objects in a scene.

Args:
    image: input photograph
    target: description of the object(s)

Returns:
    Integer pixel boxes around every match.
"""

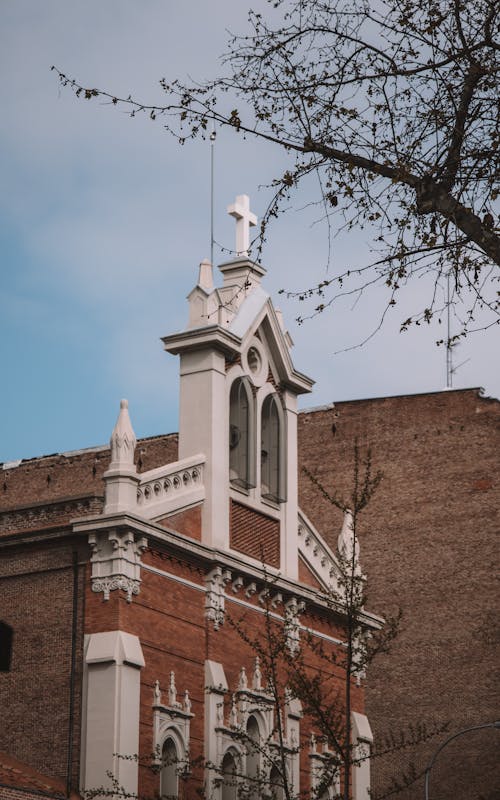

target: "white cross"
[227,194,257,257]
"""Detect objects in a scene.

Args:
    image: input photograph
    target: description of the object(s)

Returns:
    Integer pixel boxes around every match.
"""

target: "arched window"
[229,378,255,489]
[261,394,285,503]
[246,715,261,799]
[160,737,178,800]
[269,765,285,800]
[0,622,13,672]
[221,750,238,800]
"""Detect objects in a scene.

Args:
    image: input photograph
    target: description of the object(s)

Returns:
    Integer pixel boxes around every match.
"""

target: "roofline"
[300,386,493,412]
[1,432,178,471]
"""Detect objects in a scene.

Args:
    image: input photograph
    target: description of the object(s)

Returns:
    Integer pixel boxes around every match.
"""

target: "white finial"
[184,689,192,714]
[168,671,177,707]
[310,733,317,753]
[153,680,161,705]
[109,399,136,467]
[238,666,248,691]
[252,657,262,691]
[338,509,360,571]
[227,194,257,256]
[198,258,213,290]
[229,695,239,727]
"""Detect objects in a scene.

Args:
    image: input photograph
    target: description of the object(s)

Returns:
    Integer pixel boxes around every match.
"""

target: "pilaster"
[81,631,145,797]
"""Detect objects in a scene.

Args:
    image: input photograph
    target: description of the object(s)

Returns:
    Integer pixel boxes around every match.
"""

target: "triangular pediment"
[230,292,314,394]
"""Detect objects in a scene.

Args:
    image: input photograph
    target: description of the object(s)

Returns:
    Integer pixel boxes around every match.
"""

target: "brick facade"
[229,500,280,567]
[2,388,496,798]
[0,538,86,789]
[298,388,500,800]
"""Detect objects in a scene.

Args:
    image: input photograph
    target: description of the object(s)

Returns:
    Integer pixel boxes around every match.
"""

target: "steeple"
[103,399,140,514]
[162,194,314,576]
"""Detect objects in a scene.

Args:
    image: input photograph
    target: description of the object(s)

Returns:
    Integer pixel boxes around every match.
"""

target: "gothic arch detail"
[229,376,256,490]
[260,393,286,503]
[152,673,194,786]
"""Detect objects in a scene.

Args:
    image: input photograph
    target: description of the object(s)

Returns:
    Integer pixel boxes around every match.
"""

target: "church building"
[0,196,379,800]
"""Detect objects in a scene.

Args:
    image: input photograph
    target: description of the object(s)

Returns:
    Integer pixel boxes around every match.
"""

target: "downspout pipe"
[66,551,79,797]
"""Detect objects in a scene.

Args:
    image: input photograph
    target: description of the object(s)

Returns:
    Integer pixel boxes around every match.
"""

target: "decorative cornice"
[73,512,383,629]
[91,575,140,603]
[88,528,147,603]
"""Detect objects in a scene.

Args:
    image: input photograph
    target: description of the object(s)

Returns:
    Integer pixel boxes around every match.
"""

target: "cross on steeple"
[227,194,257,257]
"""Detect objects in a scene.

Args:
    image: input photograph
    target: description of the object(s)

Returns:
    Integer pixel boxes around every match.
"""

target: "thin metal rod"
[210,125,216,266]
[446,270,452,388]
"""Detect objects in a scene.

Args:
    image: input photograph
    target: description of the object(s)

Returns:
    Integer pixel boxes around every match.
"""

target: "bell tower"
[162,196,313,578]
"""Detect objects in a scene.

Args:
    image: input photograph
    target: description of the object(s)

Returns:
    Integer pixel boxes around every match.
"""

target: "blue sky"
[1,1,498,463]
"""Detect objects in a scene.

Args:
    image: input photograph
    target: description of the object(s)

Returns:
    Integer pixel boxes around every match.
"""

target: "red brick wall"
[298,389,500,800]
[0,538,86,791]
[230,500,280,567]
[157,504,202,541]
[82,540,363,799]
[0,435,178,517]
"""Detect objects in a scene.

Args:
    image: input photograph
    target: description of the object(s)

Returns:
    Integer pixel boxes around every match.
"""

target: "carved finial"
[338,508,360,571]
[238,666,248,691]
[216,702,224,726]
[310,733,317,753]
[153,679,161,705]
[184,689,192,714]
[168,671,177,707]
[252,657,262,691]
[109,399,136,467]
[198,258,213,290]
[229,695,239,728]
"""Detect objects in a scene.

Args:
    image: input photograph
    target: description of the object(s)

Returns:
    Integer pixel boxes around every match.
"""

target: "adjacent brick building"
[298,388,500,800]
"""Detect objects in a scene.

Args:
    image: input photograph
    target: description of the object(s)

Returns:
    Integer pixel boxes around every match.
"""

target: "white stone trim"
[80,631,144,797]
[242,336,269,388]
[74,514,384,629]
[152,673,194,778]
[351,711,373,800]
[204,659,301,798]
[136,453,205,520]
[298,509,342,592]
[88,528,147,602]
[309,734,341,799]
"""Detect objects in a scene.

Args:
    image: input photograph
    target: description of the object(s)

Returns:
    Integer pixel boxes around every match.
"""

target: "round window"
[243,338,268,387]
[247,346,261,374]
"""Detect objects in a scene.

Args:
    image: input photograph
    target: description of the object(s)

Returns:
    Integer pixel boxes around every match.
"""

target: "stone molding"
[88,528,147,603]
[309,733,341,798]
[204,659,301,798]
[81,631,144,797]
[152,672,194,776]
[298,509,343,591]
[136,454,205,520]
[205,565,232,630]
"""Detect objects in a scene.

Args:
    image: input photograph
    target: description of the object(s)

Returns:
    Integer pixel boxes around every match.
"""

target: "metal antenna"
[210,124,216,266]
[446,270,452,388]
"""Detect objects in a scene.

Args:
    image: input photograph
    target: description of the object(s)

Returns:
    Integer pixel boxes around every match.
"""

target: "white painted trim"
[141,561,347,647]
[81,631,144,797]
[72,515,384,629]
[351,712,373,800]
